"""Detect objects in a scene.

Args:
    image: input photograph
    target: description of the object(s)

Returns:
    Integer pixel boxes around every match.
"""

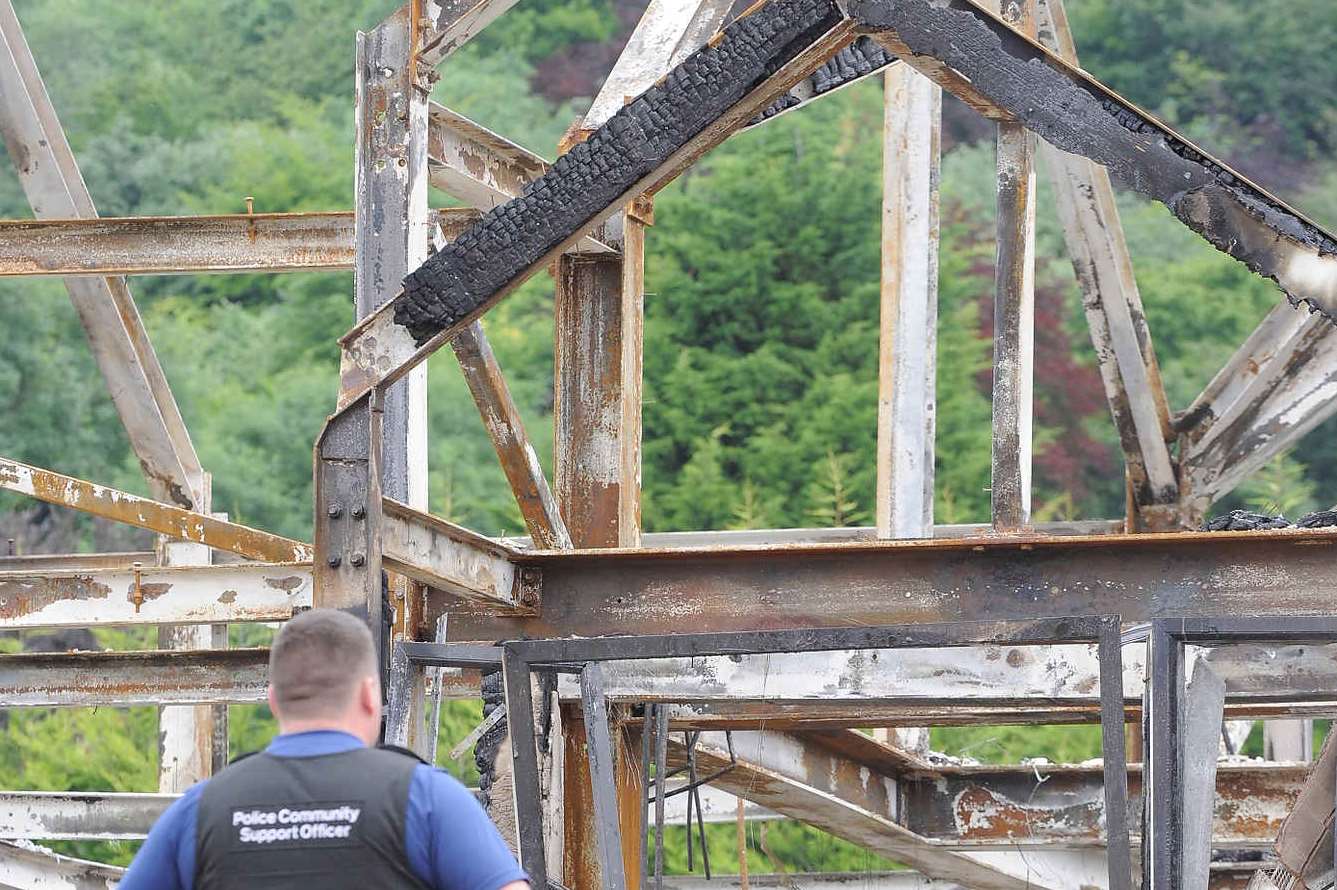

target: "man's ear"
[266,685,280,719]
[361,676,380,715]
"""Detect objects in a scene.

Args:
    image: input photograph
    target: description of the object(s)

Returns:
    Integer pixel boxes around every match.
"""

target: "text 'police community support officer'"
[119,609,531,890]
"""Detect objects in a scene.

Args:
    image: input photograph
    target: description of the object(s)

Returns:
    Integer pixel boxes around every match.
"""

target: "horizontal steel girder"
[444,527,1337,639]
[0,209,477,277]
[0,562,311,629]
[0,648,268,707]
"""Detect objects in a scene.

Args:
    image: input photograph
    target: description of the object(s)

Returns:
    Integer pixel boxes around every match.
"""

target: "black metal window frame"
[399,616,1133,890]
[1145,616,1337,890]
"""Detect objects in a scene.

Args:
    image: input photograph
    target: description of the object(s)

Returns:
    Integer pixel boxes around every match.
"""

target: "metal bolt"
[351,505,366,520]
[350,553,366,567]
[328,504,343,519]
[327,556,342,569]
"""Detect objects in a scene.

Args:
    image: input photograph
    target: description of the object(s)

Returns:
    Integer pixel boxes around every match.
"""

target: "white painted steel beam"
[426,104,613,254]
[0,792,172,841]
[580,0,733,131]
[0,0,204,510]
[0,840,123,888]
[0,209,477,278]
[552,642,1337,725]
[0,457,311,563]
[0,560,309,629]
[1035,0,1177,524]
[876,65,940,540]
[381,497,531,610]
[675,731,1069,890]
[418,0,521,67]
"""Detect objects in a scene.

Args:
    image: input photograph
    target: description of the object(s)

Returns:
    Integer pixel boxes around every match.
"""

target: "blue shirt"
[119,731,528,890]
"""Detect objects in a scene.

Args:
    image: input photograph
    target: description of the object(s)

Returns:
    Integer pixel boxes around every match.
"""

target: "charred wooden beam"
[0,561,311,629]
[0,456,311,563]
[851,0,1337,325]
[426,104,613,254]
[580,0,734,132]
[337,0,855,405]
[747,36,896,128]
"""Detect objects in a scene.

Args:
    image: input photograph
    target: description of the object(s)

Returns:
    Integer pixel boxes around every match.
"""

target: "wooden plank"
[876,65,941,539]
[0,0,204,509]
[988,0,1036,533]
[1034,0,1178,527]
[0,456,310,563]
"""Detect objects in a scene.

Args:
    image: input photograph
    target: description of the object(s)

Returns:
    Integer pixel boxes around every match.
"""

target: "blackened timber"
[850,0,1337,323]
[747,37,896,128]
[442,528,1337,639]
[394,0,848,344]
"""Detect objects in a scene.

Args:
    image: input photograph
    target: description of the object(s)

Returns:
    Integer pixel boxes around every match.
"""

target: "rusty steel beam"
[0,551,155,572]
[337,6,856,407]
[0,839,125,888]
[903,762,1304,851]
[851,0,1337,326]
[427,105,614,255]
[444,527,1337,639]
[672,731,1090,890]
[0,648,267,707]
[0,0,204,509]
[1179,308,1337,518]
[0,791,173,841]
[450,323,572,550]
[1034,0,1178,526]
[0,209,477,278]
[0,457,311,563]
[0,561,311,629]
[417,0,520,67]
[548,641,1337,728]
[380,497,535,611]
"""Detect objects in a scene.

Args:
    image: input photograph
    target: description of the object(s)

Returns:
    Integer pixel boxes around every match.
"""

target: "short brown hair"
[268,609,378,720]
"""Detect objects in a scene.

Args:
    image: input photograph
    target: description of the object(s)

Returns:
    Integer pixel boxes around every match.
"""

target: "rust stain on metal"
[218,590,237,604]
[0,575,111,619]
[263,575,305,592]
[951,785,1093,841]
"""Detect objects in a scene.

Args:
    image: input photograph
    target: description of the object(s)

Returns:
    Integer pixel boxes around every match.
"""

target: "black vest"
[195,746,432,890]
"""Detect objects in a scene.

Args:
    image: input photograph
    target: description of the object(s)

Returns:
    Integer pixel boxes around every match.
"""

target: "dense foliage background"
[1,0,1335,873]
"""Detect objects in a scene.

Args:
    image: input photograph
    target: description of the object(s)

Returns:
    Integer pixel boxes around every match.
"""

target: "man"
[121,609,529,890]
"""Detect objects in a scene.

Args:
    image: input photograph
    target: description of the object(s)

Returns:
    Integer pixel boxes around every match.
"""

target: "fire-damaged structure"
[2,0,1337,886]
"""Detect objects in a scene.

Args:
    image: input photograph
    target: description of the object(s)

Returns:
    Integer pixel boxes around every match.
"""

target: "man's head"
[266,609,381,744]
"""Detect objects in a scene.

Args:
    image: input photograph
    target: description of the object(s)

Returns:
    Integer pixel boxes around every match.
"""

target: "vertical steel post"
[876,63,941,541]
[503,650,547,887]
[1145,620,1181,889]
[1096,617,1134,890]
[581,663,629,890]
[989,0,1037,533]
